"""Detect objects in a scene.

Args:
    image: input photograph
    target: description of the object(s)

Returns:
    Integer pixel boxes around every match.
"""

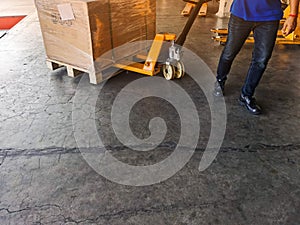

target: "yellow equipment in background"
[211,5,300,45]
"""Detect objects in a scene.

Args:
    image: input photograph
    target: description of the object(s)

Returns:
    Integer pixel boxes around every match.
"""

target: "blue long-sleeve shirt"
[231,0,283,21]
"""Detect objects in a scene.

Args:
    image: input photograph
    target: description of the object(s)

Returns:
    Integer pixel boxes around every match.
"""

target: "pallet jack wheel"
[163,63,175,80]
[174,61,185,79]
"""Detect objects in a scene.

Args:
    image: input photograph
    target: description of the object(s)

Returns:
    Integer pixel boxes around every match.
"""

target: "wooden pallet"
[46,58,102,84]
[47,58,133,84]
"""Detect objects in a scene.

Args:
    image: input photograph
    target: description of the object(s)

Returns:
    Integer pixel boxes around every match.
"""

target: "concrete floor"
[0,0,35,16]
[0,0,300,224]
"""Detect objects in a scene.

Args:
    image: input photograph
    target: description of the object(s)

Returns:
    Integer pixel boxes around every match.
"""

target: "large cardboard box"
[35,0,156,83]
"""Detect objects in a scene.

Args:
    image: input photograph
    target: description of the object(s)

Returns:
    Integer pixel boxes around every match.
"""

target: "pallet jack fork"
[181,0,208,17]
[114,0,210,80]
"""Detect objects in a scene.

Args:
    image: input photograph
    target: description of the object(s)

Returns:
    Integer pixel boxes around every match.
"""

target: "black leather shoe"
[239,94,262,115]
[213,79,226,97]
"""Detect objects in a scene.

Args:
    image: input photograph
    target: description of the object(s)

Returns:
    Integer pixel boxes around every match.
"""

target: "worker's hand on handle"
[282,16,297,36]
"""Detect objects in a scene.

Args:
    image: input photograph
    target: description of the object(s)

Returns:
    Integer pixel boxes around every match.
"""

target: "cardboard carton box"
[35,0,156,83]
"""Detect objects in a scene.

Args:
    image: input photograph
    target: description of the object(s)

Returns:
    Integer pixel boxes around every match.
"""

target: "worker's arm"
[282,0,300,36]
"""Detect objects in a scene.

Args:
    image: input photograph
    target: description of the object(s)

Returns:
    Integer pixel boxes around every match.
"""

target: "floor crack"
[0,143,298,160]
[0,204,62,215]
[0,152,7,166]
[75,201,220,223]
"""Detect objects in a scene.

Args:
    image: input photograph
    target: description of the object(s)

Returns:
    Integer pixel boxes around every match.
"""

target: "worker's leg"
[216,15,253,81]
[241,20,279,97]
[239,20,279,115]
[214,15,252,96]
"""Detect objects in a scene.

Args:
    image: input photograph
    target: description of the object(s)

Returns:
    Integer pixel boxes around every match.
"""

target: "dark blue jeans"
[217,15,279,97]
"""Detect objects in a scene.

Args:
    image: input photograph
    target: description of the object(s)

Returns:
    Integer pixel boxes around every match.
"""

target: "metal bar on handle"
[175,0,209,46]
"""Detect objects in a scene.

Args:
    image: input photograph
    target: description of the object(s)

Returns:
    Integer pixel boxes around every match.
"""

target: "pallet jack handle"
[175,0,210,46]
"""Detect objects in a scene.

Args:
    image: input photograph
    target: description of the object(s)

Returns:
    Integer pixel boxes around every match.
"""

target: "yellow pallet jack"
[113,0,211,80]
[211,5,300,45]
